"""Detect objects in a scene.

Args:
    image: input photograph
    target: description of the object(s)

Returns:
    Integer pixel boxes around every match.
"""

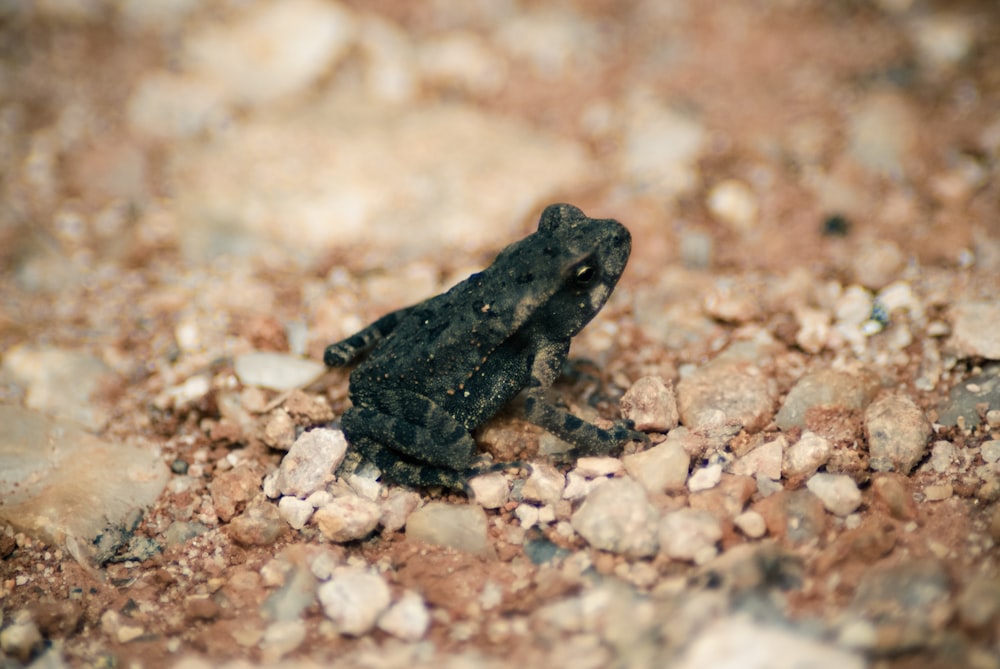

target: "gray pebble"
[865,394,931,474]
[318,568,391,636]
[405,502,492,557]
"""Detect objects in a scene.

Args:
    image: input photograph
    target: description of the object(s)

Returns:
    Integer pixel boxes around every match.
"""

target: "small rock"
[405,502,492,557]
[950,301,1000,360]
[676,360,777,434]
[754,489,827,544]
[228,502,286,547]
[378,489,421,533]
[571,477,659,558]
[806,473,862,516]
[619,375,679,432]
[658,508,723,563]
[467,471,509,509]
[688,464,722,492]
[707,179,758,233]
[865,394,931,474]
[733,510,767,538]
[622,102,705,197]
[775,368,880,430]
[936,365,1000,428]
[928,440,955,473]
[923,483,953,502]
[274,429,348,498]
[515,503,540,529]
[277,496,314,530]
[794,307,832,354]
[871,473,917,520]
[260,620,307,662]
[982,440,1000,464]
[521,463,565,506]
[234,351,326,391]
[573,457,624,478]
[783,431,832,478]
[318,568,391,636]
[676,615,864,669]
[261,409,296,451]
[314,494,381,543]
[0,617,42,662]
[209,463,264,522]
[377,591,430,641]
[622,437,691,493]
[730,436,784,480]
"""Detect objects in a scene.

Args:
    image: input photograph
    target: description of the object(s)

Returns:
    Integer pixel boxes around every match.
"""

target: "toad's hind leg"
[340,396,479,489]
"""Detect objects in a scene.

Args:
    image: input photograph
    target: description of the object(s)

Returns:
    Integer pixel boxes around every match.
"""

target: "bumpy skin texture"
[324,203,644,490]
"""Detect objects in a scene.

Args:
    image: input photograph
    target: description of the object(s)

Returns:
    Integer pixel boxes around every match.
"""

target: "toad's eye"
[572,264,597,288]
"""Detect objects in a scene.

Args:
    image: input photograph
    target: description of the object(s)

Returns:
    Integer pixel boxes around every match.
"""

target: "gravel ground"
[1,1,1000,668]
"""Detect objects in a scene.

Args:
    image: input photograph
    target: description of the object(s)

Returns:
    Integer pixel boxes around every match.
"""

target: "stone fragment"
[733,510,767,538]
[949,301,1000,360]
[658,508,723,563]
[806,473,862,516]
[234,352,325,391]
[936,365,1000,428]
[260,620,307,662]
[277,496,315,530]
[377,591,430,641]
[707,179,758,233]
[676,361,776,434]
[871,474,917,520]
[730,437,784,480]
[405,502,492,557]
[754,490,827,544]
[622,436,690,494]
[274,429,348,498]
[923,483,953,502]
[314,495,381,543]
[676,615,864,669]
[865,394,931,474]
[956,576,1000,629]
[927,441,955,473]
[775,368,879,430]
[378,489,421,533]
[573,457,624,478]
[209,463,264,522]
[687,464,722,492]
[261,409,296,451]
[228,502,285,547]
[521,463,565,506]
[619,375,679,432]
[783,431,832,478]
[467,471,509,509]
[318,568,391,636]
[0,406,169,565]
[571,477,659,558]
[0,616,42,662]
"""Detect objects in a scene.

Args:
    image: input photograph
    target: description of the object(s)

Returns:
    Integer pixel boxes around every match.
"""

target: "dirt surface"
[1,1,1000,668]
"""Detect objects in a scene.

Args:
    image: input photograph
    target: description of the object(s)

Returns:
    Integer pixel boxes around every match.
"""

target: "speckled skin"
[324,204,644,489]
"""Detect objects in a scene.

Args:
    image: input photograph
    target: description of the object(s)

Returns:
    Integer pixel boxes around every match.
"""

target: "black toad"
[324,203,645,490]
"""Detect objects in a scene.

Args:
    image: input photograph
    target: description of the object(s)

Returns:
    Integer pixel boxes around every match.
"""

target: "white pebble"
[619,375,679,432]
[734,510,767,539]
[806,473,862,517]
[521,463,566,506]
[687,464,723,492]
[783,431,832,478]
[377,591,430,641]
[405,502,492,557]
[707,179,758,233]
[658,508,723,563]
[318,568,391,636]
[571,477,659,558]
[467,471,509,509]
[314,494,381,542]
[275,428,348,498]
[277,496,314,530]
